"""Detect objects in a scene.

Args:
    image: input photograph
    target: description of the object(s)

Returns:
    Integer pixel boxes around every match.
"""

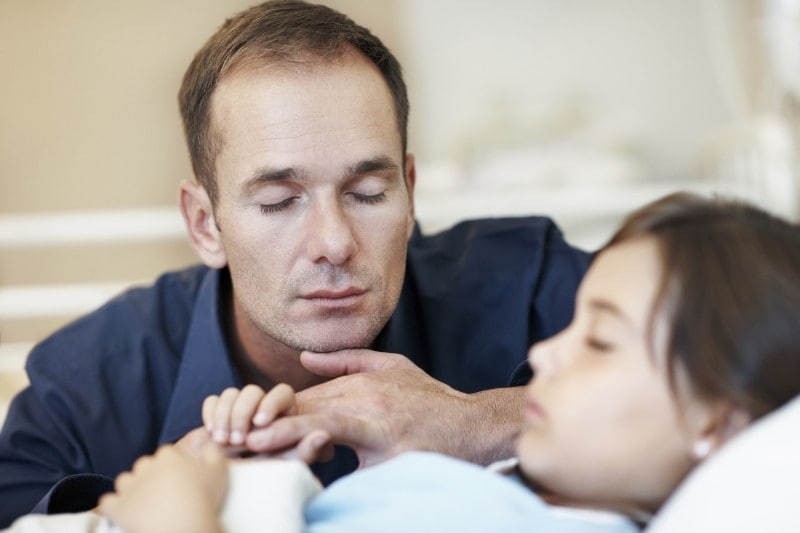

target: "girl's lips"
[524,394,547,423]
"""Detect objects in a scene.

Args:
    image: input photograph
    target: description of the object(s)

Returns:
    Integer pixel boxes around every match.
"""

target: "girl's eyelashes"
[585,337,614,352]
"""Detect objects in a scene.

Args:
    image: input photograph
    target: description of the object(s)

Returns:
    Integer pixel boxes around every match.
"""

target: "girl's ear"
[179,180,227,269]
[688,401,752,461]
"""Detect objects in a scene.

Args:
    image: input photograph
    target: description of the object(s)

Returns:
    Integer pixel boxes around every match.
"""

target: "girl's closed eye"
[585,336,614,352]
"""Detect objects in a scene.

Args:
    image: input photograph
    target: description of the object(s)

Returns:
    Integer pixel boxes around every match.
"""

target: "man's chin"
[274,313,388,353]
[284,338,369,354]
[280,327,377,354]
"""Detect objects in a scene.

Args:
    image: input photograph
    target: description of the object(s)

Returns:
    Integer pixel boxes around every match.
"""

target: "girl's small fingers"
[201,395,219,432]
[96,492,115,513]
[114,470,134,493]
[254,383,297,427]
[211,387,241,444]
[228,385,268,445]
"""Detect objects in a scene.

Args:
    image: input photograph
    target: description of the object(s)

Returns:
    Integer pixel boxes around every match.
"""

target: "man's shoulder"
[408,216,589,276]
[412,216,563,247]
[125,263,211,316]
[409,215,589,261]
[26,264,212,371]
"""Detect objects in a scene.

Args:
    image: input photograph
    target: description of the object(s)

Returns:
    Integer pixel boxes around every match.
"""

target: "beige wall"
[0,1,402,215]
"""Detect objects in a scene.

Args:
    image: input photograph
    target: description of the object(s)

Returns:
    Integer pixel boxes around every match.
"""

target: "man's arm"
[242,349,525,468]
[0,324,181,526]
[0,386,102,527]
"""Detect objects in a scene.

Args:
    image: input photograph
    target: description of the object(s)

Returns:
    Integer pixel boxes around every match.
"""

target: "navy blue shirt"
[0,217,589,527]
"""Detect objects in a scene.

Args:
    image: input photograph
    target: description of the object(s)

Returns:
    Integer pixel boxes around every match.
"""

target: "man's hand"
[98,444,228,533]
[244,349,526,468]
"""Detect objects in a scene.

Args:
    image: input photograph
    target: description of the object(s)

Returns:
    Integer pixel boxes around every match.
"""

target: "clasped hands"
[180,348,521,469]
[196,348,479,468]
[203,381,333,464]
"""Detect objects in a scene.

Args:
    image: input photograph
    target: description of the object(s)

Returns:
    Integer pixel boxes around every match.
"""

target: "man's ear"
[687,401,752,461]
[179,180,227,269]
[404,153,416,240]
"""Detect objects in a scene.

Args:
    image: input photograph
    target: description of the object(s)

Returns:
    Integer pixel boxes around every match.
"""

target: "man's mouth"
[300,287,367,307]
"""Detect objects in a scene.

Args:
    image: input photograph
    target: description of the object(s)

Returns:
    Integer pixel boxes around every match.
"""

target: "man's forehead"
[214,47,373,103]
[210,52,394,134]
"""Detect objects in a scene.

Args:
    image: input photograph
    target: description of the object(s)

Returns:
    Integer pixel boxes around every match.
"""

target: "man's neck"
[230,339,326,392]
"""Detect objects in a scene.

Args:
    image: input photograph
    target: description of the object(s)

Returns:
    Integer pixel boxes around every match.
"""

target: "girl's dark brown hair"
[604,192,800,419]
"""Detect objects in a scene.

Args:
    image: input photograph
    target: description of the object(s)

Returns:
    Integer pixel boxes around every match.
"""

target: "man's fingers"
[300,349,408,377]
[245,413,384,459]
[277,429,334,464]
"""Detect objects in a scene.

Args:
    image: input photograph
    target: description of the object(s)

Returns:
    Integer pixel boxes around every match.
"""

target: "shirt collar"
[159,268,243,444]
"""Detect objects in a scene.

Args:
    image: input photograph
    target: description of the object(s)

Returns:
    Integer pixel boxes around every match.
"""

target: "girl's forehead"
[580,237,664,331]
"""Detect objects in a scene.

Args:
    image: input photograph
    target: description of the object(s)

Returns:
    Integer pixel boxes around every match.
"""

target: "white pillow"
[646,395,800,533]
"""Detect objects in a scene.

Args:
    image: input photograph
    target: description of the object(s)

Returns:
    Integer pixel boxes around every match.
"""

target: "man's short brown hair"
[178,0,409,205]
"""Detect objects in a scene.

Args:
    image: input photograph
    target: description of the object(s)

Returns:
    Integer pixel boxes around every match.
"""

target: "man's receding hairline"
[206,47,402,184]
[206,51,352,186]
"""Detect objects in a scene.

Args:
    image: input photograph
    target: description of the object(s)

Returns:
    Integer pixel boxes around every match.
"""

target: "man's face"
[209,54,414,356]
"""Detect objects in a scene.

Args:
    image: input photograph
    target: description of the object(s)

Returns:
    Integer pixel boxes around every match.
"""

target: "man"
[0,0,589,526]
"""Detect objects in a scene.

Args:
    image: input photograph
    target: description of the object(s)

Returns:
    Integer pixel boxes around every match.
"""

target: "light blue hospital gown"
[305,451,641,533]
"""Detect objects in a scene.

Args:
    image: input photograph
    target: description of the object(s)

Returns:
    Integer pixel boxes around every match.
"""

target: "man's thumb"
[300,349,402,376]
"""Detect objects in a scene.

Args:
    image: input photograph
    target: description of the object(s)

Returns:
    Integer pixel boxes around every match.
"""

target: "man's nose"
[305,199,358,265]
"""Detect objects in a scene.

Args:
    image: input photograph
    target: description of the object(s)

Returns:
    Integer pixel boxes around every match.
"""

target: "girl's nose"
[527,333,562,379]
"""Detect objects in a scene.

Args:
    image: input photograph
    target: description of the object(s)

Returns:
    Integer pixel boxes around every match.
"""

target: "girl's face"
[518,237,709,515]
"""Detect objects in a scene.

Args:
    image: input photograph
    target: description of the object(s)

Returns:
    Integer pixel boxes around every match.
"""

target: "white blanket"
[3,458,322,533]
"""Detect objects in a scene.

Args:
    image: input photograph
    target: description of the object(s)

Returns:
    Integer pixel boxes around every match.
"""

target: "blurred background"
[2,0,799,420]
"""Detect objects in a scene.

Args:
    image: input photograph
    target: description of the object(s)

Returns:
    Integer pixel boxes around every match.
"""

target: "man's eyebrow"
[348,156,401,177]
[241,157,401,196]
[242,167,301,195]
